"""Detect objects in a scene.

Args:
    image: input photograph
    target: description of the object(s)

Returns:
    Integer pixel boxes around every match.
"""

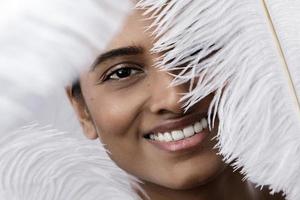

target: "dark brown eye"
[104,64,143,81]
[113,68,132,78]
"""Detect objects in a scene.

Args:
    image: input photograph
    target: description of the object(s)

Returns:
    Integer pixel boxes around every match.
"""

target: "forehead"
[104,9,154,52]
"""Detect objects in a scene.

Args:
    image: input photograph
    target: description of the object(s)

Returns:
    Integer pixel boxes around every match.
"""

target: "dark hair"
[71,79,82,99]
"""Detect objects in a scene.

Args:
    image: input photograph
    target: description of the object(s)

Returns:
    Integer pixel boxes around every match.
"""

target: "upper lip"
[143,112,208,137]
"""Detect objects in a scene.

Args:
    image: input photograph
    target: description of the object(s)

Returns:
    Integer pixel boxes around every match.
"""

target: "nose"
[148,70,188,116]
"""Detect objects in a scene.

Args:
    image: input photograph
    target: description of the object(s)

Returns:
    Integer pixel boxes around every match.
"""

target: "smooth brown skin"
[67,9,284,200]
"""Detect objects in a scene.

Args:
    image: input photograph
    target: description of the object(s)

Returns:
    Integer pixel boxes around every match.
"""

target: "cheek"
[82,82,149,150]
[87,93,141,137]
[79,74,151,169]
[86,91,149,174]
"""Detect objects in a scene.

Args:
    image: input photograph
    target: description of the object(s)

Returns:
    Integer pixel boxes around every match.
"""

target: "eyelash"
[102,63,144,82]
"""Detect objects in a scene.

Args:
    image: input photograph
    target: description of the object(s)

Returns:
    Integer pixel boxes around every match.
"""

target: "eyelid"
[99,62,144,82]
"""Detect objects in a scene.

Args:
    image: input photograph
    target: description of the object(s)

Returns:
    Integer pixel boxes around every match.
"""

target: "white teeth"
[194,122,203,133]
[171,130,185,141]
[158,133,165,142]
[150,134,155,140]
[163,132,173,142]
[147,117,208,142]
[183,126,195,138]
[201,118,208,129]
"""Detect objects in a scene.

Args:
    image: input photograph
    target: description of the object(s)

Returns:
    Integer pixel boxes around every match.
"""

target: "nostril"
[157,109,170,115]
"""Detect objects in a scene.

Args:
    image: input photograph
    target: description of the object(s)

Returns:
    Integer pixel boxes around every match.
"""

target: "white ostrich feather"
[0,124,142,200]
[0,0,132,133]
[137,0,300,199]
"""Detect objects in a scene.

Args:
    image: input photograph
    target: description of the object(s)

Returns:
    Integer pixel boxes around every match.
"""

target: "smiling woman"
[67,9,284,200]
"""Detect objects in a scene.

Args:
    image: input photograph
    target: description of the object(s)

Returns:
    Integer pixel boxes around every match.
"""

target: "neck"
[138,167,260,200]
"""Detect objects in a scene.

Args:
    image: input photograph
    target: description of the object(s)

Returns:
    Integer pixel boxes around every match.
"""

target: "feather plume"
[0,124,142,200]
[137,0,300,199]
[0,0,132,133]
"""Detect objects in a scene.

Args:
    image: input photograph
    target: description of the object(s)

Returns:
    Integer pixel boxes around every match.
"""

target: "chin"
[163,177,206,190]
[189,162,227,189]
[154,162,226,190]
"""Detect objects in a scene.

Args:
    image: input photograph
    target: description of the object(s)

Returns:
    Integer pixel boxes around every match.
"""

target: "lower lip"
[147,131,208,152]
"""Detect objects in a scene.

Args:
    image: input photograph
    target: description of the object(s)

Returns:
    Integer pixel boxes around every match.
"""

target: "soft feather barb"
[137,0,300,199]
[0,0,132,134]
[0,124,142,200]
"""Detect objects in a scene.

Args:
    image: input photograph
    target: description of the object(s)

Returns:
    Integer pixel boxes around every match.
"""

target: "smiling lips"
[149,118,208,142]
[144,113,210,152]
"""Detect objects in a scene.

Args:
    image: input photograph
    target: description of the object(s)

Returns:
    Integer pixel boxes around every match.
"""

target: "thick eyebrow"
[91,46,144,71]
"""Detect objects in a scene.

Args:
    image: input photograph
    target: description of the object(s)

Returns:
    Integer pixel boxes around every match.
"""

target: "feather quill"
[137,0,300,199]
[1,0,299,199]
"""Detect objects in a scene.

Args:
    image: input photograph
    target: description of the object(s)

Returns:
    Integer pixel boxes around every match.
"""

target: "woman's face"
[69,10,225,190]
